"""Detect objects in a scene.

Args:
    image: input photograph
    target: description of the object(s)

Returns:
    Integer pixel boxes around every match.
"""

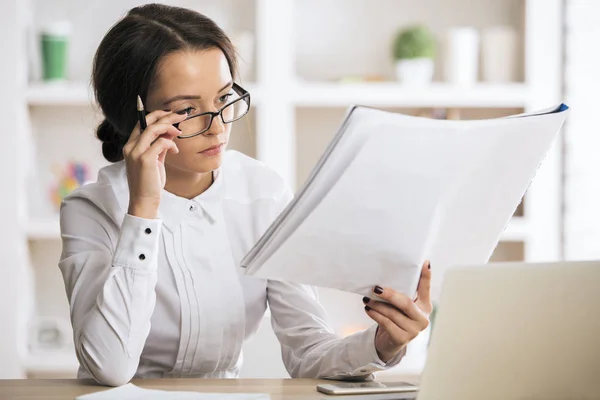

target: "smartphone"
[316,381,418,395]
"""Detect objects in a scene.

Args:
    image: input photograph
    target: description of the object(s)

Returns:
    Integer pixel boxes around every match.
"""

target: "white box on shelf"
[482,26,519,83]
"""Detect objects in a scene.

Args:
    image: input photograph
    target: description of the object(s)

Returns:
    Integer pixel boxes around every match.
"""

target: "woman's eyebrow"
[218,81,234,92]
[163,95,200,106]
[162,81,234,106]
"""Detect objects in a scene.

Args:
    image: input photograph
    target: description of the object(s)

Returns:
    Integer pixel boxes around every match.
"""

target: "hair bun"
[96,119,126,163]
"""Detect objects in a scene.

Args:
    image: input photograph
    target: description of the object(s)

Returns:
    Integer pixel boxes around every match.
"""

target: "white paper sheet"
[76,383,270,400]
[241,105,569,300]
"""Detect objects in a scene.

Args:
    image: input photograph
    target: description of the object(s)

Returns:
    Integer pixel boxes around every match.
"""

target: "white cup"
[444,27,480,86]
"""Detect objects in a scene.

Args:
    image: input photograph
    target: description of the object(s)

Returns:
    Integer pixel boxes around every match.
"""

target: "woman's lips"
[199,143,224,157]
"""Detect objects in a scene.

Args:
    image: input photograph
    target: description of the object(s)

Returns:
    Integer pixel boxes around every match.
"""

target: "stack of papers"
[241,105,569,299]
[77,383,270,400]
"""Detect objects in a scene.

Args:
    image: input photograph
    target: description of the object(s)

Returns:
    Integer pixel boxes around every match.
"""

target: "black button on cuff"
[139,254,146,261]
[145,228,152,234]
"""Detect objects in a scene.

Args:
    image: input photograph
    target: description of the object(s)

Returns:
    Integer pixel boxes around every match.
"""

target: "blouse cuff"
[112,214,163,270]
[349,324,407,376]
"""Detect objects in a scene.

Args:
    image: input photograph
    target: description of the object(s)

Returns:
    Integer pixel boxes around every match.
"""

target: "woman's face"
[146,48,233,175]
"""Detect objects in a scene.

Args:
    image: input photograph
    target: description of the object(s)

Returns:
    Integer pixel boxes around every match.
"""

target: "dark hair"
[92,3,238,162]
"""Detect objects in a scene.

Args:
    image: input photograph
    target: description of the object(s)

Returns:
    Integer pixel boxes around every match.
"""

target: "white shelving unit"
[3,0,563,380]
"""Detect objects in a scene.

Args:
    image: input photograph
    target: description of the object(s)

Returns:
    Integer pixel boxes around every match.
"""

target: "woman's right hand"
[123,110,187,219]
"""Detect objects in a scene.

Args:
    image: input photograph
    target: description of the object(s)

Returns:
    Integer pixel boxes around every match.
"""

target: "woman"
[59,3,432,387]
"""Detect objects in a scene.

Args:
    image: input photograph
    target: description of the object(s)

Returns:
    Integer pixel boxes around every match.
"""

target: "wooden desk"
[0,378,419,400]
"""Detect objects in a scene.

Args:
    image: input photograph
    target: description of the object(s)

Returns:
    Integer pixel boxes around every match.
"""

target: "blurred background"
[0,0,597,381]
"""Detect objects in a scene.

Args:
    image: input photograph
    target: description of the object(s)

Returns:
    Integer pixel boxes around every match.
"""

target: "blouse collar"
[159,168,224,224]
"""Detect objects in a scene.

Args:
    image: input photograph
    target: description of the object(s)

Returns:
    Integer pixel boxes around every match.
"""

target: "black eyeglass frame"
[173,82,251,139]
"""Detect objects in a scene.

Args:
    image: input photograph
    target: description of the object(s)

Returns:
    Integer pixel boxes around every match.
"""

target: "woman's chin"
[196,153,223,172]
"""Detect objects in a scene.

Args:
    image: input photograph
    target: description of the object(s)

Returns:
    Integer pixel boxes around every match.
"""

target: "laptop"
[416,260,600,400]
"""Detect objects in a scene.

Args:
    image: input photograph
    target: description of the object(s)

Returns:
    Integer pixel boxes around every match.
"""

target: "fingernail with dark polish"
[428,263,431,270]
[365,305,371,311]
[362,296,370,303]
[374,286,383,295]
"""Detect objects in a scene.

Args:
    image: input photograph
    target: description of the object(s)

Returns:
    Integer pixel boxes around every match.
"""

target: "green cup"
[41,22,72,81]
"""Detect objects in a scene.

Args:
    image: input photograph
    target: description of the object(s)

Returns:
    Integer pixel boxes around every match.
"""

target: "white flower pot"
[395,58,434,85]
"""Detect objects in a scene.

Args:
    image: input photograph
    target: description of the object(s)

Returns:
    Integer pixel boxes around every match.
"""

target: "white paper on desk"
[76,383,270,400]
[241,105,569,300]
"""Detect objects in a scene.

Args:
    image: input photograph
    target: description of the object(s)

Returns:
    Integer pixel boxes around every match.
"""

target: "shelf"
[27,217,60,240]
[27,82,263,106]
[27,82,94,106]
[291,82,531,108]
[25,351,79,375]
[501,218,531,242]
[27,81,523,108]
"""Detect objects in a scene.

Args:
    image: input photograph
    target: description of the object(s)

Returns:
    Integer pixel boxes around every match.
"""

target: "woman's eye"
[176,107,195,116]
[219,92,233,103]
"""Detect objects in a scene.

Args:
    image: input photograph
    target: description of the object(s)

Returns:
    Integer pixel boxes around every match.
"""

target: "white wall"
[564,0,600,259]
[0,0,30,378]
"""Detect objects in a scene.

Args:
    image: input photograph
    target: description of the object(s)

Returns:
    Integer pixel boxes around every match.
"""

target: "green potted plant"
[392,25,436,85]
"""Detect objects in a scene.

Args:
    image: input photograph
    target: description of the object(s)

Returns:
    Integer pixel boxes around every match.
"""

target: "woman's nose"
[205,115,225,136]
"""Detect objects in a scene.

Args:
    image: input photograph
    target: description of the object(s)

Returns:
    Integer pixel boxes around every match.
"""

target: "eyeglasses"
[173,83,251,139]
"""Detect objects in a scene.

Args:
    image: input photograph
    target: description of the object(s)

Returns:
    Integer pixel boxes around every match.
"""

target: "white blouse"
[58,150,404,386]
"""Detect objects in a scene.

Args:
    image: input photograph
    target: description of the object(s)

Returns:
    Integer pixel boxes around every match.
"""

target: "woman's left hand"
[364,260,432,363]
